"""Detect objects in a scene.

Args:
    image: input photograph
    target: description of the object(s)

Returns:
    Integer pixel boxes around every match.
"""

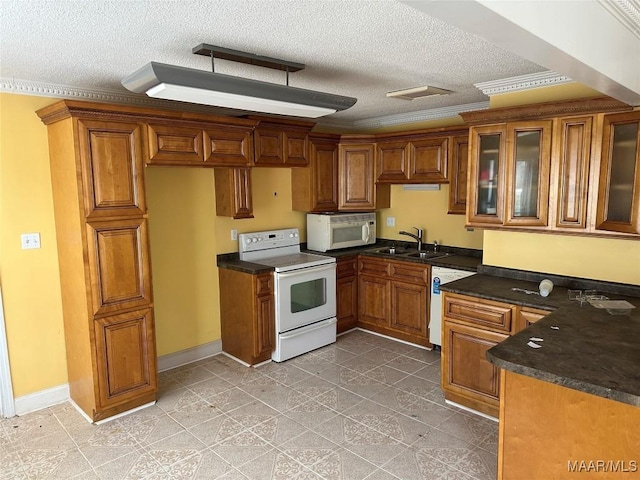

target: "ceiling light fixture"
[386,85,452,100]
[122,44,357,118]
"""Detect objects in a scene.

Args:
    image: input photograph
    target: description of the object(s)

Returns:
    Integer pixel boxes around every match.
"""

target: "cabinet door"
[284,130,309,166]
[467,125,506,225]
[147,124,204,165]
[254,274,275,360]
[292,136,339,212]
[86,218,152,317]
[504,121,552,226]
[390,280,427,336]
[596,111,640,234]
[254,127,283,165]
[408,137,449,183]
[338,143,376,211]
[442,321,507,415]
[358,275,389,327]
[376,140,409,183]
[337,257,358,333]
[448,135,469,215]
[214,168,254,219]
[553,116,592,229]
[94,309,157,409]
[78,119,146,219]
[204,126,254,167]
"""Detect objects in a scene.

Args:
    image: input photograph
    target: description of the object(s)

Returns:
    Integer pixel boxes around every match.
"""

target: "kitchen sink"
[406,252,450,259]
[375,247,408,255]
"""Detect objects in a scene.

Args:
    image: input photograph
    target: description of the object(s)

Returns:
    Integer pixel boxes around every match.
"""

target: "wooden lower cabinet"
[336,256,358,333]
[441,292,514,417]
[93,309,157,416]
[357,256,430,347]
[219,269,275,365]
[442,321,507,418]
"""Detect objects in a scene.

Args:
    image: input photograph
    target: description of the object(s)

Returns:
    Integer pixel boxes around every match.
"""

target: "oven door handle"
[279,318,337,340]
[275,263,336,279]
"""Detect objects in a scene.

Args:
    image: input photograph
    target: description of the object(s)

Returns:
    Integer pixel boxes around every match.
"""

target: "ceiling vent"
[386,85,452,100]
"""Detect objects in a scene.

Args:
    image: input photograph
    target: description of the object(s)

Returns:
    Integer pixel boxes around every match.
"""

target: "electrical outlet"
[386,216,395,227]
[21,233,41,249]
[231,229,238,241]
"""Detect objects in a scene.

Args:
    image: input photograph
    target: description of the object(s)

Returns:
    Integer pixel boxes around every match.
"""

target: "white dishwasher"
[430,266,476,346]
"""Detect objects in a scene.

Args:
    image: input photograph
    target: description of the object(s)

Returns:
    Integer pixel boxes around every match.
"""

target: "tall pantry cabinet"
[38,103,157,422]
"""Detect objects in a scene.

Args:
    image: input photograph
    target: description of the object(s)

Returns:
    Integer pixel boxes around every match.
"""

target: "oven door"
[274,263,336,333]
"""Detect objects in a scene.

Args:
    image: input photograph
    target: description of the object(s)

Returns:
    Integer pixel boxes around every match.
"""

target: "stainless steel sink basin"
[406,251,450,259]
[376,247,408,255]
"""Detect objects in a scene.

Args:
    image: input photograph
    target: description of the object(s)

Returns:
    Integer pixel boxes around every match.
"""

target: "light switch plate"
[21,233,41,249]
[231,229,238,241]
[386,217,395,227]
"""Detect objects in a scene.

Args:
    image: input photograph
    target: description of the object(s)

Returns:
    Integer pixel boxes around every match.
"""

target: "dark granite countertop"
[219,240,483,274]
[440,274,640,407]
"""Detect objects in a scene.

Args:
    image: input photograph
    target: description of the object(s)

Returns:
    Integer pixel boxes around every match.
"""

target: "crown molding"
[597,0,640,39]
[474,71,574,96]
[344,101,490,130]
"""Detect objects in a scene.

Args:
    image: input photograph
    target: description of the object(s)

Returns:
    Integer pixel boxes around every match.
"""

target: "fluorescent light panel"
[147,84,336,117]
[387,85,452,100]
[122,61,356,118]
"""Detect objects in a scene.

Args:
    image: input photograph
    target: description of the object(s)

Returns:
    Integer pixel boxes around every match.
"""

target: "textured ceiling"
[0,0,546,125]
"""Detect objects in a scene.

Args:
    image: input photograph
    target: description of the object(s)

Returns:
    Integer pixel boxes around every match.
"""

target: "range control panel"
[238,228,300,255]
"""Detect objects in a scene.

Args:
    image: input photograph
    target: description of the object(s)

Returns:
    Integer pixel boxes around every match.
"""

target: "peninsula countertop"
[439,274,640,407]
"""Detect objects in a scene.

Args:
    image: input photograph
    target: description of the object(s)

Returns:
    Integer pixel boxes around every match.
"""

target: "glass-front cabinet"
[467,125,506,225]
[505,121,552,226]
[467,121,552,228]
[596,111,640,234]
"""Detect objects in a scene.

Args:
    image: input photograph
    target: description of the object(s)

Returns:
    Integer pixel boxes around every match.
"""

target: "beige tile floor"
[0,330,498,479]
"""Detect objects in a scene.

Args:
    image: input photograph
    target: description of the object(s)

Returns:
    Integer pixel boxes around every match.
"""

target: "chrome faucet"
[399,227,423,250]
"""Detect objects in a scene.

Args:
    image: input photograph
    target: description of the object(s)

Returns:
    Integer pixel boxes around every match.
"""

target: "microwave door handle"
[363,223,370,242]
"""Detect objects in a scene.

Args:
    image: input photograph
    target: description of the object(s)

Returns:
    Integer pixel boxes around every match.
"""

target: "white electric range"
[239,228,336,362]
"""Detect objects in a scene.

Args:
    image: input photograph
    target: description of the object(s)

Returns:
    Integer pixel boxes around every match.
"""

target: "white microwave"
[306,213,376,252]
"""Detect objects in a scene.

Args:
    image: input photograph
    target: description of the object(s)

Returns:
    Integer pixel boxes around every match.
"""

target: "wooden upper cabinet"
[552,116,593,229]
[467,125,507,226]
[291,134,339,212]
[214,168,254,219]
[376,136,450,184]
[147,124,205,165]
[504,121,552,227]
[448,135,469,214]
[253,119,313,166]
[78,119,147,219]
[595,111,640,235]
[377,140,409,183]
[203,125,254,167]
[148,123,254,167]
[408,137,449,183]
[339,142,390,211]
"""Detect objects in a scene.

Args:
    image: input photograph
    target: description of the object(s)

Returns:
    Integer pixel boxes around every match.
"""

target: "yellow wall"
[0,94,67,397]
[378,185,483,249]
[145,167,221,356]
[482,85,640,285]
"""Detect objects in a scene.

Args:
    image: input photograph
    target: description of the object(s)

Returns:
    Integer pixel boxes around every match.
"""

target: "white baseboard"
[10,341,222,417]
[157,339,222,372]
[14,383,69,416]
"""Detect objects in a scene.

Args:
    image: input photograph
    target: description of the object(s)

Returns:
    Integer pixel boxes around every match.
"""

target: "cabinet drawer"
[359,257,389,276]
[147,124,204,164]
[443,293,513,332]
[514,307,550,333]
[389,261,429,285]
[337,256,358,277]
